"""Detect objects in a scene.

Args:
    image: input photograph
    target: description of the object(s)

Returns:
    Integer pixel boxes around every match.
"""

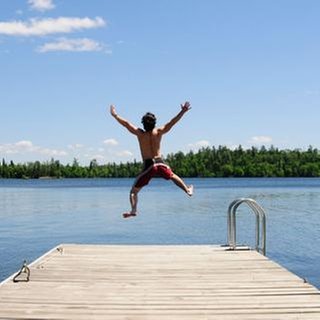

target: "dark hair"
[141,112,156,132]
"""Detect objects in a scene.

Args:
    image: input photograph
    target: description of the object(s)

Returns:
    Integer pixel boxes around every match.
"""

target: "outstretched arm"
[158,101,191,134]
[110,105,139,135]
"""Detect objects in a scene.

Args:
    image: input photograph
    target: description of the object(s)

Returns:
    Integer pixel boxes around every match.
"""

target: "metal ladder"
[227,198,267,255]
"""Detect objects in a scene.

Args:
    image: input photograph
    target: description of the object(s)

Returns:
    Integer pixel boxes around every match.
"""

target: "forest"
[1,146,320,179]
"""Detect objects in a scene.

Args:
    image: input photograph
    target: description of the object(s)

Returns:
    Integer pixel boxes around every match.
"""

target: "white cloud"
[28,0,55,12]
[0,17,106,36]
[0,140,136,164]
[101,139,134,160]
[115,150,133,157]
[37,37,105,53]
[79,142,134,163]
[15,140,33,148]
[103,138,118,146]
[188,140,210,150]
[38,147,67,156]
[67,143,84,150]
[249,136,273,145]
[0,140,67,157]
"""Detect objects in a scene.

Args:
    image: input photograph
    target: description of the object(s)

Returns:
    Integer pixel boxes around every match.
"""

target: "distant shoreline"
[2,146,320,179]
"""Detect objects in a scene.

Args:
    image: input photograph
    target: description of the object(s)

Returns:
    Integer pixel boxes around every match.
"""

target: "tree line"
[1,146,320,179]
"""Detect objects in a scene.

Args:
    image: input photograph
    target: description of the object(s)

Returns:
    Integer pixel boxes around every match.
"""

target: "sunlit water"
[1,178,320,289]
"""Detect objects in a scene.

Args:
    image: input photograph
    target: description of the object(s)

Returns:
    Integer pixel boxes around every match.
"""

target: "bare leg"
[123,187,141,218]
[171,174,193,196]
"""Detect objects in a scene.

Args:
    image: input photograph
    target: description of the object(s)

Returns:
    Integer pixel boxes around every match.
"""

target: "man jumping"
[110,102,193,218]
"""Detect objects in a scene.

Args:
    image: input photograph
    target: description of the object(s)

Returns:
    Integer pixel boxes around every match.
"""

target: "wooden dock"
[1,244,320,319]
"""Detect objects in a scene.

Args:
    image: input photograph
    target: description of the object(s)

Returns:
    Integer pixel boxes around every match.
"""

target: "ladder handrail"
[227,198,266,255]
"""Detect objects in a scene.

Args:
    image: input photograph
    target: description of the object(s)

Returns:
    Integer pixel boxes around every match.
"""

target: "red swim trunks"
[133,158,173,188]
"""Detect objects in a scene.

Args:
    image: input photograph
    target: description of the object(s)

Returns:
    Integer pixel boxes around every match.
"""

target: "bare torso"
[137,128,163,160]
[110,102,191,162]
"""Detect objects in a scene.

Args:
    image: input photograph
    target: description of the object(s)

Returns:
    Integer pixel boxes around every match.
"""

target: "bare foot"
[123,212,137,219]
[187,185,193,196]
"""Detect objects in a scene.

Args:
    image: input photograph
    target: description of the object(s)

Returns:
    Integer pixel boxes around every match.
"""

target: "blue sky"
[1,0,320,165]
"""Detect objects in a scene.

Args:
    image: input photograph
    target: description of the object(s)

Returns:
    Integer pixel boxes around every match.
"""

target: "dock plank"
[1,244,320,319]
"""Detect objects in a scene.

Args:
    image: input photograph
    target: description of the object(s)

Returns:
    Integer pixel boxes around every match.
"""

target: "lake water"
[0,178,320,289]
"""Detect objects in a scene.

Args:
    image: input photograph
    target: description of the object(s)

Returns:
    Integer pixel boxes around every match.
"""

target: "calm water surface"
[0,178,320,288]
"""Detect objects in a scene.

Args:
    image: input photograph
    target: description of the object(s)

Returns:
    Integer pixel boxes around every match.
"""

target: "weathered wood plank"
[1,244,320,319]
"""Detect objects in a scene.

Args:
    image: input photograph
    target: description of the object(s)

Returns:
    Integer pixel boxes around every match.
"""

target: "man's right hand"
[110,105,117,117]
[181,101,191,113]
